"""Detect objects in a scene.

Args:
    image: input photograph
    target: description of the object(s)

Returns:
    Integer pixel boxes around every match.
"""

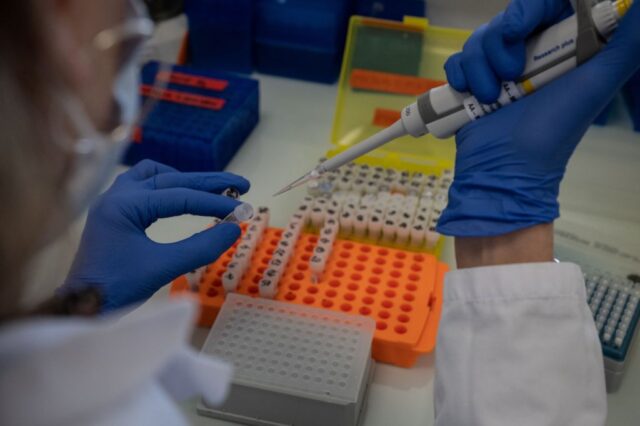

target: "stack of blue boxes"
[183,0,426,83]
[354,0,426,21]
[184,0,254,73]
[254,0,352,83]
[124,61,260,171]
[624,70,640,132]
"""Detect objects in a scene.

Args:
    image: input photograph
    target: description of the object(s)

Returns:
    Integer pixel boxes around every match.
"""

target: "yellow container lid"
[329,16,471,175]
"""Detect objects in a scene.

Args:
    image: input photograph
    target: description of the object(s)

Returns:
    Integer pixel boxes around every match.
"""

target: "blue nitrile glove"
[62,160,250,311]
[436,0,640,237]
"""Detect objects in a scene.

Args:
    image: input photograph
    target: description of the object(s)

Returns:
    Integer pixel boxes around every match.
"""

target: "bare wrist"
[455,223,554,269]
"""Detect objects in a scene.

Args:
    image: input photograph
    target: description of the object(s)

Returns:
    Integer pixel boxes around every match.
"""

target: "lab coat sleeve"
[434,262,607,426]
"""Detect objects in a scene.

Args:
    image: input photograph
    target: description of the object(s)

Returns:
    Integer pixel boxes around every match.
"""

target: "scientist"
[0,0,638,425]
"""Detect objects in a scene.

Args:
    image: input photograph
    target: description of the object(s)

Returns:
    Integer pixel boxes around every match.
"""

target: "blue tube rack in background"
[124,61,259,172]
[254,0,352,83]
[184,0,254,73]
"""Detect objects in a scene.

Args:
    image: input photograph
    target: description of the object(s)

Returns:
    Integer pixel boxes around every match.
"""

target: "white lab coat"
[0,298,232,426]
[0,262,607,425]
[435,262,607,426]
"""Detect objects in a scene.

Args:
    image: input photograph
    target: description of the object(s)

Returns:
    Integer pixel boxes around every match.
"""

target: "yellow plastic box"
[328,16,471,175]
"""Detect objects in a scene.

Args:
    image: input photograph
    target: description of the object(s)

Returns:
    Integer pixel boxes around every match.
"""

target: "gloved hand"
[62,160,251,311]
[436,0,640,237]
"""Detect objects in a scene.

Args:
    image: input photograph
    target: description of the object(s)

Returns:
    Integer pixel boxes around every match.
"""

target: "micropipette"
[274,0,633,196]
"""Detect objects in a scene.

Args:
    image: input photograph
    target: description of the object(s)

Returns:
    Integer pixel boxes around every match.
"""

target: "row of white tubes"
[309,162,453,197]
[231,187,448,298]
[308,190,447,248]
[188,166,452,299]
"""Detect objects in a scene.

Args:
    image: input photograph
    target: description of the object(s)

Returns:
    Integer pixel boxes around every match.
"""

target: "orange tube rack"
[171,226,447,368]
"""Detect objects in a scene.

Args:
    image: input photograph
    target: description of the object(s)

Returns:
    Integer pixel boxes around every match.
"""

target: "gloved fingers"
[151,172,251,194]
[460,25,503,104]
[483,13,528,81]
[145,188,241,225]
[502,0,573,42]
[445,53,469,92]
[159,223,241,276]
[446,0,571,100]
[118,159,178,183]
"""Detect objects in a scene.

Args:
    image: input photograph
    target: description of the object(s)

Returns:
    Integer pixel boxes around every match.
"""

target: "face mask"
[42,4,154,242]
[114,52,144,126]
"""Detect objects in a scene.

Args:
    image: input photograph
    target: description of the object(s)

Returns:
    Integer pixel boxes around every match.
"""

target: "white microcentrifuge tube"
[364,180,377,194]
[322,218,340,242]
[230,253,248,272]
[219,203,254,224]
[337,176,352,191]
[353,178,365,194]
[368,214,382,241]
[398,178,411,194]
[185,269,203,292]
[259,277,277,299]
[297,204,312,224]
[255,206,270,227]
[286,222,302,242]
[353,212,368,238]
[310,254,327,284]
[310,206,326,229]
[223,270,241,293]
[339,210,354,236]
[385,207,398,221]
[397,222,410,246]
[426,226,440,250]
[370,170,383,183]
[400,210,413,224]
[224,259,245,290]
[237,241,255,260]
[382,219,396,244]
[411,223,425,247]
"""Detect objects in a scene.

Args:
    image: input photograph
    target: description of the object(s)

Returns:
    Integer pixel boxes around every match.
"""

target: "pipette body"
[275,0,632,196]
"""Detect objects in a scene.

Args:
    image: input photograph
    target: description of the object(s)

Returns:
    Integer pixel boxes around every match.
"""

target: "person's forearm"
[455,223,554,269]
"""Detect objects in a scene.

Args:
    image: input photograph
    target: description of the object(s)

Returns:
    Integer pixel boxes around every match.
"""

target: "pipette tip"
[273,171,316,197]
[273,186,291,197]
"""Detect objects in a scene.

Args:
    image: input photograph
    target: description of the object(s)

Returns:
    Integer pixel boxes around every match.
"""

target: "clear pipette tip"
[273,168,321,197]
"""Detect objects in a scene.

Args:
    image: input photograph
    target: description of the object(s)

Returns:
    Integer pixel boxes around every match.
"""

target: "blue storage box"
[623,70,640,132]
[124,61,260,171]
[184,0,254,73]
[254,0,352,83]
[355,0,426,21]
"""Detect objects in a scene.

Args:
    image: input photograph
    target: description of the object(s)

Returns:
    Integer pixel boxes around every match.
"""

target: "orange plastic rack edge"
[170,225,447,368]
